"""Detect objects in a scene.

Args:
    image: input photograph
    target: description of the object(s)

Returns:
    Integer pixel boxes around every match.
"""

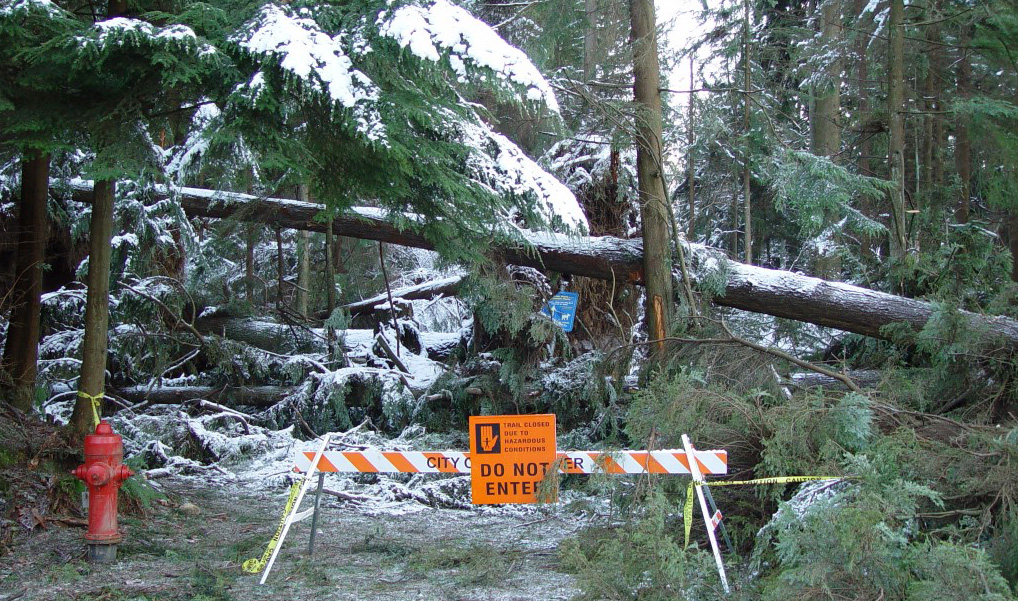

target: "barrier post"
[681,434,730,594]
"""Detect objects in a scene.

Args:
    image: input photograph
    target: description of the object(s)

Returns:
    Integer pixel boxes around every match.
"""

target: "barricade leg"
[682,434,730,594]
[308,473,325,555]
[702,486,734,554]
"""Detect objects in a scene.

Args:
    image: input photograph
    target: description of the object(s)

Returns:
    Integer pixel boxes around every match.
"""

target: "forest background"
[2,0,1018,598]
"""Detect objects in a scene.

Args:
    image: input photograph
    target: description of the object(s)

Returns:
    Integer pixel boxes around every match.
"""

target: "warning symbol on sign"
[474,423,501,454]
[469,414,557,505]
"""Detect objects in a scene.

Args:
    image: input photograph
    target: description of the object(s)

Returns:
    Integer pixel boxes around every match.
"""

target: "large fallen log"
[116,385,291,407]
[193,317,462,361]
[195,316,323,354]
[343,275,464,315]
[67,180,1018,349]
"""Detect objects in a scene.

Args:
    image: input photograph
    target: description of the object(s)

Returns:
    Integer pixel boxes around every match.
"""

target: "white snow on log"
[344,275,464,311]
[378,0,559,112]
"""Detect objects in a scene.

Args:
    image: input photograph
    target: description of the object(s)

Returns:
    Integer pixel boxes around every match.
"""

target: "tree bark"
[245,224,258,303]
[296,184,311,318]
[2,152,49,411]
[851,0,878,262]
[811,0,842,159]
[195,316,324,354]
[115,385,291,408]
[630,0,674,354]
[66,181,1018,349]
[68,0,129,437]
[954,25,972,224]
[853,0,872,178]
[887,0,908,279]
[325,217,337,315]
[687,56,696,239]
[742,0,753,265]
[193,317,460,361]
[920,2,943,200]
[1010,212,1018,284]
[583,0,598,83]
[343,276,463,315]
[275,228,285,310]
[69,179,115,437]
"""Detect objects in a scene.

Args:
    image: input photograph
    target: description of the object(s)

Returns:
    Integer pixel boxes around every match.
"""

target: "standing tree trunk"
[69,179,115,436]
[955,25,972,224]
[1009,212,1018,284]
[70,0,129,437]
[297,231,311,318]
[245,225,257,303]
[325,217,337,315]
[920,3,944,201]
[296,184,312,319]
[852,0,877,261]
[687,56,696,239]
[887,0,908,289]
[630,0,674,355]
[275,228,285,310]
[811,0,843,278]
[2,152,49,412]
[812,0,842,159]
[583,0,598,83]
[853,0,875,178]
[742,0,753,265]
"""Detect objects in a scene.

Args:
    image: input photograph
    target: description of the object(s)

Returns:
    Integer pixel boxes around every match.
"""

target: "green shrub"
[560,490,729,600]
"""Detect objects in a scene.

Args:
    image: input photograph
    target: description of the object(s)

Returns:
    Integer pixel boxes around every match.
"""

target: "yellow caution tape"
[77,391,104,428]
[683,476,845,548]
[243,480,303,574]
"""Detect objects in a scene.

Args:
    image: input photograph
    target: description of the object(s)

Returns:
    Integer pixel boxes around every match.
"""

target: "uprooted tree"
[67,181,1018,352]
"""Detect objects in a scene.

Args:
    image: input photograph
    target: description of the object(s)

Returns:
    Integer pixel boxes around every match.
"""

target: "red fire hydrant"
[72,420,134,563]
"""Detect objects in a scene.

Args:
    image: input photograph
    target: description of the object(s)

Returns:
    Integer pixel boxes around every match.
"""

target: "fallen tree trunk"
[195,316,322,354]
[116,385,291,408]
[67,180,1018,349]
[343,275,464,315]
[194,317,461,361]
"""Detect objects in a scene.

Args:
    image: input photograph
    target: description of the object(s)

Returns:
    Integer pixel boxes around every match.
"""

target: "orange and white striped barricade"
[293,448,728,476]
[290,446,729,561]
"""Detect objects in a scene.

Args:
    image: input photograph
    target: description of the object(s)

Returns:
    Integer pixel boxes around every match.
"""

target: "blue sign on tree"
[542,292,579,332]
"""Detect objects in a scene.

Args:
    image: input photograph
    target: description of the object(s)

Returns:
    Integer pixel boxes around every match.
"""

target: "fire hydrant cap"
[94,421,114,435]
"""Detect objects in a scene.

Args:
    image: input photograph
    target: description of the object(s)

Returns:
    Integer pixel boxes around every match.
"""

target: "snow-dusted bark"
[66,180,1018,348]
[116,385,291,408]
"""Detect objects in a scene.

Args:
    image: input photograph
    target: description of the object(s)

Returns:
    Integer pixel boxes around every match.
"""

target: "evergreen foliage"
[4,0,1018,595]
[560,490,727,600]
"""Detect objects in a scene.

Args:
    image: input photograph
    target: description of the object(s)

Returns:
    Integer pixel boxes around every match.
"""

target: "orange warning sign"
[469,414,557,505]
